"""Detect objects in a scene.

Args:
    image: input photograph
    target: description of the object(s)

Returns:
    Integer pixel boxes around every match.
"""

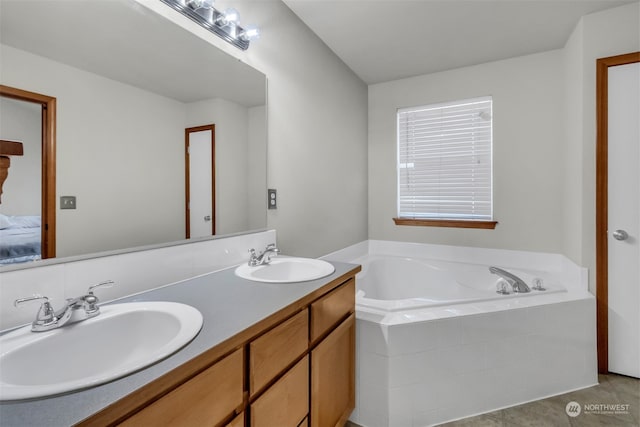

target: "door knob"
[612,229,629,241]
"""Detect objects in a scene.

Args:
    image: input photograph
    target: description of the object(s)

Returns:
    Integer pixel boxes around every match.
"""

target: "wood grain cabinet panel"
[311,314,355,427]
[119,349,243,427]
[251,356,309,427]
[226,412,244,427]
[310,279,354,343]
[250,309,308,396]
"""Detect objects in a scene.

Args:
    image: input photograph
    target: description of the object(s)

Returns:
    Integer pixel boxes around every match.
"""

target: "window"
[395,96,496,229]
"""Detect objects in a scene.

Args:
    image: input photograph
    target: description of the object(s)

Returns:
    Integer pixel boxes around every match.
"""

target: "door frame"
[185,124,215,239]
[595,51,640,374]
[0,84,56,259]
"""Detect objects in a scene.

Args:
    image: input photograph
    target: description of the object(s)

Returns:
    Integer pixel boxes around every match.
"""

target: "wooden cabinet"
[311,278,355,343]
[311,314,356,427]
[226,412,245,427]
[251,356,309,427]
[119,348,243,427]
[87,268,359,427]
[250,309,308,396]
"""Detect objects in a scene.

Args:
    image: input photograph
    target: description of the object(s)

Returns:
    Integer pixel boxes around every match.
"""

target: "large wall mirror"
[0,0,267,269]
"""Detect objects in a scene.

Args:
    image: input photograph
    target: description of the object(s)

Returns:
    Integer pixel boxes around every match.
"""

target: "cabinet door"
[310,279,354,343]
[251,356,309,427]
[311,314,355,427]
[227,412,245,427]
[250,309,308,396]
[120,349,243,427]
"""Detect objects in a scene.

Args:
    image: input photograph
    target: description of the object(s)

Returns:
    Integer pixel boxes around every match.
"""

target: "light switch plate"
[60,196,76,209]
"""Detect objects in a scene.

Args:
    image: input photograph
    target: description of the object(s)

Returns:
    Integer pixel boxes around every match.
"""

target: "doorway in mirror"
[0,85,56,264]
[185,124,215,239]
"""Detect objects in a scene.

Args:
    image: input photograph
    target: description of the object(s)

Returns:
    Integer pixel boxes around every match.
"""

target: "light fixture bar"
[159,0,256,50]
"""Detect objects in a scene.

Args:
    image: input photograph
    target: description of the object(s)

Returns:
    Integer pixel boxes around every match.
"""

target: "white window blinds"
[397,96,493,220]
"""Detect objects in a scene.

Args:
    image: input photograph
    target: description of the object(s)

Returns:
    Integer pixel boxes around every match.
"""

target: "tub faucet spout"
[489,266,530,293]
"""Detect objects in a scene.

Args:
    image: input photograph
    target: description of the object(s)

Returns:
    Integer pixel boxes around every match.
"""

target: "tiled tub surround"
[0,230,275,331]
[324,240,597,427]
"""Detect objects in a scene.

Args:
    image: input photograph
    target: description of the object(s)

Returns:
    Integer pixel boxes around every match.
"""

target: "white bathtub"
[324,240,597,427]
[355,254,566,312]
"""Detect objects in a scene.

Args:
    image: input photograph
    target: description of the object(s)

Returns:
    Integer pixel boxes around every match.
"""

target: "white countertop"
[0,261,358,427]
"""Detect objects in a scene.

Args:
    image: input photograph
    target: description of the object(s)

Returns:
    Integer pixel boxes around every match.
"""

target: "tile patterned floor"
[348,373,639,427]
[440,374,639,427]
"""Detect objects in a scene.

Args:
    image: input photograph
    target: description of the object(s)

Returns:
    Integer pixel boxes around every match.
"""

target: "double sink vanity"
[0,252,360,427]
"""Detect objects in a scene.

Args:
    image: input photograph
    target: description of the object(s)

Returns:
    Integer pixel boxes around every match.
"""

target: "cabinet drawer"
[250,309,308,396]
[251,356,309,427]
[120,349,243,427]
[310,279,355,342]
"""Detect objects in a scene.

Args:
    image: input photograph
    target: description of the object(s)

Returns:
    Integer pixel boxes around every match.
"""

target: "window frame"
[394,96,497,229]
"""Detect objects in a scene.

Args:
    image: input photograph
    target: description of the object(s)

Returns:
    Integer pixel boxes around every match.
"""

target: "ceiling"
[0,0,265,106]
[283,0,638,84]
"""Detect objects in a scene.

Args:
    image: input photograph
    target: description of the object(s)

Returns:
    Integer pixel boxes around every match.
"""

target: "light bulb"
[186,0,214,9]
[223,8,240,25]
[240,25,260,41]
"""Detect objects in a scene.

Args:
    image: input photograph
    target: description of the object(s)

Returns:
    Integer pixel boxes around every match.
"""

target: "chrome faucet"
[15,280,114,332]
[248,243,280,266]
[489,266,531,293]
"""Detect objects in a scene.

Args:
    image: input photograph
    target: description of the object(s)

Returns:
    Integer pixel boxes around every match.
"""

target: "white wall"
[1,43,271,258]
[186,97,258,235]
[565,2,640,292]
[368,50,566,253]
[366,2,638,294]
[143,0,369,258]
[248,105,268,230]
[0,97,41,215]
[1,45,186,257]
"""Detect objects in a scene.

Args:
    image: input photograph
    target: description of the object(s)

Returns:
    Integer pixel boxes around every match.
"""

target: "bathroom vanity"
[0,261,359,427]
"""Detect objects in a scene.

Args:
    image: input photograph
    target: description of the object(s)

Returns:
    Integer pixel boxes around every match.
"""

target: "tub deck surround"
[0,260,361,426]
[323,240,597,427]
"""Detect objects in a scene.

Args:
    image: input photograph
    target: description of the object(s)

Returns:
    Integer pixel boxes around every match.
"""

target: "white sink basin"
[0,301,203,401]
[235,257,335,283]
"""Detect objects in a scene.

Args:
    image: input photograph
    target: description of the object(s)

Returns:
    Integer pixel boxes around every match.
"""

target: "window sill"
[393,218,498,229]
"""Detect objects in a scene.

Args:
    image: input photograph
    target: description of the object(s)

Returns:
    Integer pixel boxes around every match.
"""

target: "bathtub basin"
[0,301,203,401]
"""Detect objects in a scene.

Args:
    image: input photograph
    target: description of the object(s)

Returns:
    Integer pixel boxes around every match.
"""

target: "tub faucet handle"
[496,278,511,295]
[489,266,531,293]
[531,277,546,291]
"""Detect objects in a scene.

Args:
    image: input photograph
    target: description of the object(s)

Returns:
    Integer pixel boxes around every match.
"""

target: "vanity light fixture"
[160,0,260,50]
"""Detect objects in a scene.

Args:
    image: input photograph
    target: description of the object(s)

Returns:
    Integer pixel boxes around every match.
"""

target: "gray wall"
[148,0,369,258]
[368,49,566,253]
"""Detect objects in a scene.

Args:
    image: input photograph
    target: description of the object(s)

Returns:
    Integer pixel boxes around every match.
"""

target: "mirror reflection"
[0,0,267,267]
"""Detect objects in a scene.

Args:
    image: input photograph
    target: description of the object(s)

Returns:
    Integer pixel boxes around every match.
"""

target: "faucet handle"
[495,279,511,295]
[84,280,114,314]
[87,280,115,295]
[14,294,49,308]
[14,295,56,326]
